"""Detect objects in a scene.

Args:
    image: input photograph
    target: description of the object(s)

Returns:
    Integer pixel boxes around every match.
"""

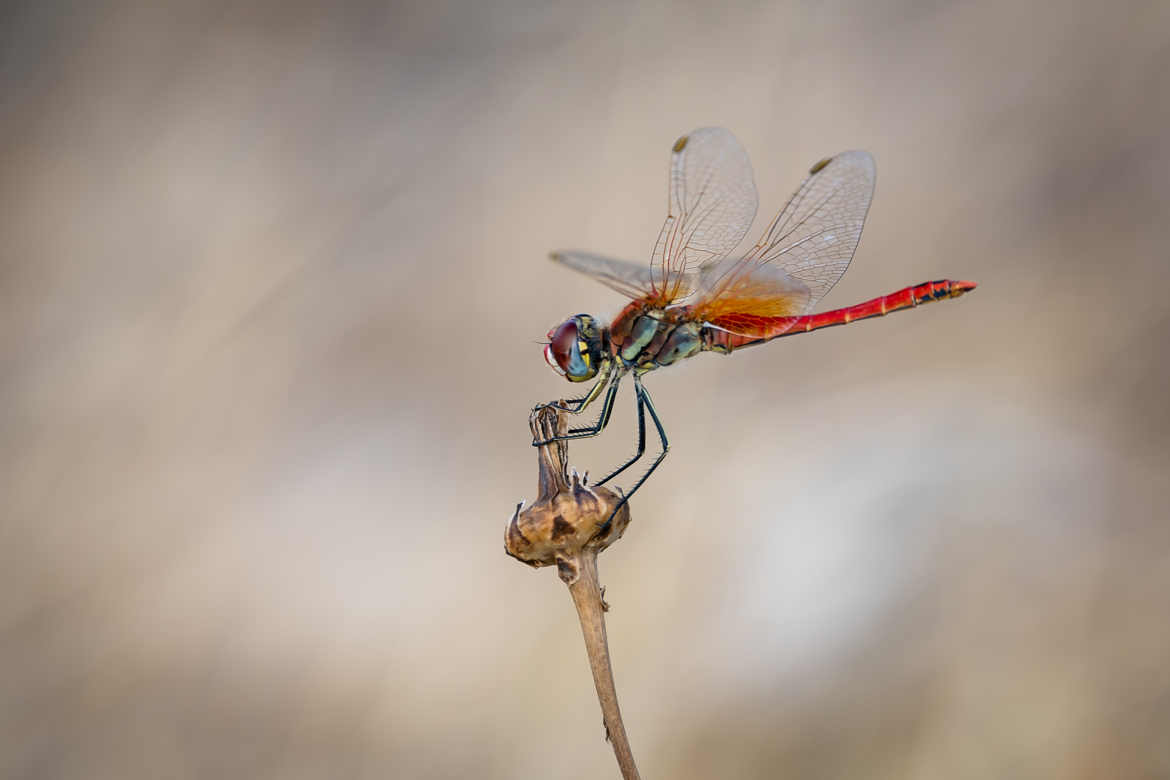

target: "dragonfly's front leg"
[534,360,615,415]
[537,388,593,414]
[532,370,623,446]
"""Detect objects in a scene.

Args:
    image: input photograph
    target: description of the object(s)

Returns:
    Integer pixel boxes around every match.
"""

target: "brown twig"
[506,405,640,780]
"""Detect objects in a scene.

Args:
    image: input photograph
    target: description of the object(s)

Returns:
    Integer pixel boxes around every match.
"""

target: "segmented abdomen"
[702,279,976,353]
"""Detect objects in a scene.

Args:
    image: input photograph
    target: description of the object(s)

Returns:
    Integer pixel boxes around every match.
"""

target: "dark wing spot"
[672,135,689,153]
[809,156,832,174]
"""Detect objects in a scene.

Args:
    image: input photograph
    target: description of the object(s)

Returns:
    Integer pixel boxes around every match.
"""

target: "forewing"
[549,250,662,299]
[650,127,758,303]
[699,150,876,314]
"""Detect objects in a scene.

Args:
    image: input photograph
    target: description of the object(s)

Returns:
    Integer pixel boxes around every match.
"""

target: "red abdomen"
[702,279,976,352]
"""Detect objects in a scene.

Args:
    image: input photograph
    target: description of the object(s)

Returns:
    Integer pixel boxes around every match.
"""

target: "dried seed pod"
[505,405,631,570]
[506,403,641,779]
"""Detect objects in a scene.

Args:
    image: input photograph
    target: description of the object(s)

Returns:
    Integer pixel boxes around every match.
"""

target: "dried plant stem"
[506,405,638,778]
[559,549,641,780]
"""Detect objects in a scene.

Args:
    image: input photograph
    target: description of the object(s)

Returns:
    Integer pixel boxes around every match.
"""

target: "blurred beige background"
[2,0,1168,777]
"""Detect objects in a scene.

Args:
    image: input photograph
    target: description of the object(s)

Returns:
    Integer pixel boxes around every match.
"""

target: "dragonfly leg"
[595,377,669,537]
[595,386,646,487]
[540,392,591,414]
[532,373,622,446]
[534,360,615,415]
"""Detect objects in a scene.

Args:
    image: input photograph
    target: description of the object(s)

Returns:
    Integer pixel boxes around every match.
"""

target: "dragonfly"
[536,127,975,532]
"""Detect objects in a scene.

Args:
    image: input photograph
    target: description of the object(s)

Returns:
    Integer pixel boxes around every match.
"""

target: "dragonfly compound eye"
[545,316,599,382]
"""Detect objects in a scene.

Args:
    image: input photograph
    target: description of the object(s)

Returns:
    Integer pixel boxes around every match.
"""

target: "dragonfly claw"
[533,397,586,416]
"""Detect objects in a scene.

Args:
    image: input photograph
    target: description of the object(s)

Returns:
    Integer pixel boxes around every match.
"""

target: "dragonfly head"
[544,314,605,383]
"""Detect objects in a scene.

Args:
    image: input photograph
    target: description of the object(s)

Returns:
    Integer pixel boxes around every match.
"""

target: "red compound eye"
[547,319,578,373]
[543,343,564,375]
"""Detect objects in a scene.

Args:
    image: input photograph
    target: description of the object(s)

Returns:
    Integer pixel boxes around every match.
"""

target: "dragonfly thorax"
[610,305,703,372]
[544,314,608,383]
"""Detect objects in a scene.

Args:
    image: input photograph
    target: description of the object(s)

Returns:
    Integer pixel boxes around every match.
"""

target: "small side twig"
[506,405,639,780]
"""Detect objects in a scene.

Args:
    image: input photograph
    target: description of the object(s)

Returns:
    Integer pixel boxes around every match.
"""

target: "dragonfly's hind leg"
[595,386,646,487]
[595,376,669,537]
[532,372,622,446]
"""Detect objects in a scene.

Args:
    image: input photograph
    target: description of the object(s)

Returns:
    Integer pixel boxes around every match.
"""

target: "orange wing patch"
[689,263,811,337]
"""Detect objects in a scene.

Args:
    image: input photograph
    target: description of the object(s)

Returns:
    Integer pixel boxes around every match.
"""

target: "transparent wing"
[697,150,875,314]
[649,127,758,304]
[549,250,668,300]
